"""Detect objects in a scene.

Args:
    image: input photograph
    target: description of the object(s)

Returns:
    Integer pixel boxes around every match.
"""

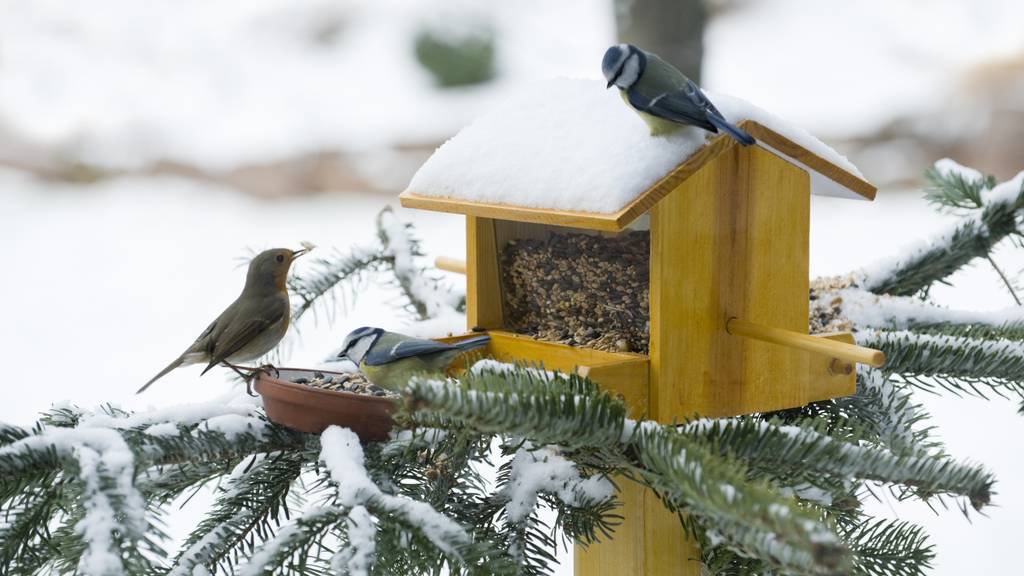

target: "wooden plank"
[484,330,646,369]
[580,358,650,417]
[465,216,504,330]
[401,190,625,232]
[575,481,647,575]
[737,147,811,413]
[399,121,876,231]
[807,332,858,403]
[744,123,877,201]
[643,494,702,576]
[649,146,738,420]
[650,145,812,419]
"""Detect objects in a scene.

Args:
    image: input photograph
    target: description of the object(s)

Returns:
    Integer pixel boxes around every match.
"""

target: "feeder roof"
[401,78,875,232]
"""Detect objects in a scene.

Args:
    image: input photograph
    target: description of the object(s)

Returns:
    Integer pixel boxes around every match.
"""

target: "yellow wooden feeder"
[399,80,883,575]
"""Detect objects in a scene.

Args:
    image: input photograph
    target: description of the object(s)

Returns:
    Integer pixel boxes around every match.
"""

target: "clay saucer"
[254,368,397,440]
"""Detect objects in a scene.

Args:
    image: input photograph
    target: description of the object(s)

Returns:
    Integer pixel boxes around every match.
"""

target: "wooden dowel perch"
[726,317,886,368]
[435,256,467,275]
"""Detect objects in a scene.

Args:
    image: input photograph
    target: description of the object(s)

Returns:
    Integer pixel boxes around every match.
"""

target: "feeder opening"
[496,220,650,354]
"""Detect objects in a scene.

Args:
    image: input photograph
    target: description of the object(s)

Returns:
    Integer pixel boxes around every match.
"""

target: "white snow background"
[2,0,1023,574]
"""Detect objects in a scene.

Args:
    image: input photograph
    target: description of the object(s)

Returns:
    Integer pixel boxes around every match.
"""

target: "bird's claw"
[254,363,280,379]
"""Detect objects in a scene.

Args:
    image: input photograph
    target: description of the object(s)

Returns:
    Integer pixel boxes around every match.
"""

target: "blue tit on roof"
[336,327,490,390]
[602,43,754,145]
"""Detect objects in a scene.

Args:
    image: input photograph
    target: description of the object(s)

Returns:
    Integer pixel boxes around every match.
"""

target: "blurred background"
[2,0,1022,573]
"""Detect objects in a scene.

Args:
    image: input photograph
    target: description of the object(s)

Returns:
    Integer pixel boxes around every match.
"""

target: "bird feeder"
[399,79,881,576]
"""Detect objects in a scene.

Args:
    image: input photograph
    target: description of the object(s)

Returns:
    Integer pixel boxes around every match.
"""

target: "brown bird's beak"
[293,241,316,259]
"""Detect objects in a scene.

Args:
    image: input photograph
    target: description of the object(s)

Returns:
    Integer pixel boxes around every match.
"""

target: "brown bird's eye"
[276,254,284,263]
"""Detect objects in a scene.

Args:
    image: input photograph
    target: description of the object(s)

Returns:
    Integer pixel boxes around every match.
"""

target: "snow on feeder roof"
[401,78,876,231]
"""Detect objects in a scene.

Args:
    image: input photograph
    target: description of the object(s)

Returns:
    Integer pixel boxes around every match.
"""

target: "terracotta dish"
[254,368,397,440]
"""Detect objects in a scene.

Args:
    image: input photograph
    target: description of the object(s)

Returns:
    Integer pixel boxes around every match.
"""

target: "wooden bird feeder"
[400,113,881,575]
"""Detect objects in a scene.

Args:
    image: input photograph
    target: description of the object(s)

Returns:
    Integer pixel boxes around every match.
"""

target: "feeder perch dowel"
[726,317,886,368]
[435,256,467,275]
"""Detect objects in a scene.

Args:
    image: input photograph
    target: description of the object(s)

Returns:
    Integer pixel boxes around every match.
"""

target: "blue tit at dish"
[336,327,491,390]
[601,43,755,145]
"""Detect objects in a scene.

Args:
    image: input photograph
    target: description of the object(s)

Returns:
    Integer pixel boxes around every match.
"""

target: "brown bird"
[136,247,308,394]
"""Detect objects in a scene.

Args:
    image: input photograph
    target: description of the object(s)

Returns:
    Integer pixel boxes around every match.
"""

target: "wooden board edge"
[806,331,858,403]
[741,121,877,201]
[400,190,627,232]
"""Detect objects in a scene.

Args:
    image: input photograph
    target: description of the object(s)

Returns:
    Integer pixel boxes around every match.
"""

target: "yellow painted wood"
[580,358,650,416]
[399,121,877,232]
[435,330,649,407]
[401,190,626,231]
[743,123,877,200]
[650,144,812,419]
[575,481,647,575]
[434,256,466,275]
[465,216,504,330]
[728,318,886,368]
[807,332,859,402]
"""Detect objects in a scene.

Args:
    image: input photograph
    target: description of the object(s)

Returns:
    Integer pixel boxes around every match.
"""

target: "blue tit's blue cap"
[602,44,632,88]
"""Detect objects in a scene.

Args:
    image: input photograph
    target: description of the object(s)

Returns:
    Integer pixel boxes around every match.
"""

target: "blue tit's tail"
[707,114,755,146]
[454,334,491,352]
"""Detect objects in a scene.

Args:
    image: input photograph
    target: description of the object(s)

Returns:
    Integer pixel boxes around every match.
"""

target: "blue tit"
[336,327,490,390]
[602,43,755,145]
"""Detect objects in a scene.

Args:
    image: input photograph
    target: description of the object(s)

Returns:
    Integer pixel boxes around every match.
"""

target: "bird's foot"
[254,363,280,379]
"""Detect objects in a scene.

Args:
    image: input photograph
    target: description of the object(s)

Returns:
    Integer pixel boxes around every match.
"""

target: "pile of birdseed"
[500,231,650,353]
[290,371,400,399]
[808,275,857,334]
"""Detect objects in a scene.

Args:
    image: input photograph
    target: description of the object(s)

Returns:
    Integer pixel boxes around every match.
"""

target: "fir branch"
[171,451,305,575]
[237,506,343,576]
[684,418,992,509]
[405,372,850,574]
[863,329,1024,399]
[838,517,934,576]
[904,320,1024,342]
[923,163,993,211]
[864,166,1024,297]
[319,426,516,575]
[287,244,388,324]
[631,426,848,575]
[377,206,466,320]
[866,199,1021,297]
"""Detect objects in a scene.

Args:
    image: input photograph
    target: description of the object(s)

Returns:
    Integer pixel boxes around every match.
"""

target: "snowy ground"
[2,172,1020,574]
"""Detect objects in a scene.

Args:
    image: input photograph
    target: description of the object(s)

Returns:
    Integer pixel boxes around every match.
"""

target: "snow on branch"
[319,426,471,562]
[287,207,464,331]
[502,443,614,525]
[377,207,465,320]
[0,428,147,575]
[813,288,1024,332]
[857,164,1024,297]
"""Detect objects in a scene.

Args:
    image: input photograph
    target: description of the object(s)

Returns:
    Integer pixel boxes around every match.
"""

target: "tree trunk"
[614,0,706,81]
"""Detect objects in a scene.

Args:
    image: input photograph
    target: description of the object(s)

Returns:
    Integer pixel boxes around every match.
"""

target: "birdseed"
[292,372,401,398]
[500,231,649,353]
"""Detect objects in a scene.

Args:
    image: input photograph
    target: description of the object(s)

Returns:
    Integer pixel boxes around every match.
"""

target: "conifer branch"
[862,329,1024,399]
[864,168,1024,297]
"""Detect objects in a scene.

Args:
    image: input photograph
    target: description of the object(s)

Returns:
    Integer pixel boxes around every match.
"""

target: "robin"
[136,246,309,394]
